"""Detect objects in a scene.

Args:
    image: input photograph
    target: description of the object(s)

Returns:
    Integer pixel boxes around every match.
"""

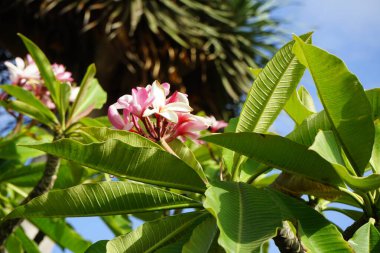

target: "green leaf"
[58,82,71,126]
[95,211,208,253]
[287,89,380,147]
[85,240,108,253]
[293,35,374,175]
[18,34,59,106]
[204,181,352,253]
[284,86,316,125]
[77,127,161,149]
[31,218,91,253]
[53,161,86,189]
[14,228,41,253]
[310,131,380,192]
[168,139,207,183]
[233,32,312,178]
[0,85,58,126]
[0,133,50,163]
[5,234,22,253]
[79,116,111,128]
[204,181,281,252]
[0,162,44,187]
[202,132,343,186]
[22,138,206,192]
[286,110,331,146]
[349,219,380,253]
[236,32,312,133]
[371,120,380,173]
[7,181,202,219]
[182,216,218,253]
[367,88,380,120]
[68,64,107,124]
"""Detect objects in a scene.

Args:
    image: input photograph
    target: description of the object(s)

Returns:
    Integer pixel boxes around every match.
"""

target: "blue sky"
[53,1,380,252]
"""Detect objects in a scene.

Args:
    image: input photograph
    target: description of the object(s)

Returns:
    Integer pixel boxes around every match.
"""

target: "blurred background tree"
[0,0,283,118]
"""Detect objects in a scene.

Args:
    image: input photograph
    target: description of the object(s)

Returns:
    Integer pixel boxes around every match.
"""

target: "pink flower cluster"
[108,81,227,142]
[2,55,78,109]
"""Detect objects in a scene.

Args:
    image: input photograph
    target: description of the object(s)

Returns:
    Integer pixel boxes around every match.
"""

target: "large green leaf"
[68,64,107,124]
[87,211,209,253]
[287,89,380,147]
[284,86,316,125]
[236,32,312,133]
[204,181,281,252]
[7,181,202,219]
[233,32,312,178]
[202,132,343,186]
[18,34,59,105]
[310,131,380,192]
[0,85,58,126]
[204,181,351,253]
[293,35,374,175]
[348,219,380,253]
[182,216,218,253]
[22,138,206,192]
[31,218,91,253]
[77,127,161,149]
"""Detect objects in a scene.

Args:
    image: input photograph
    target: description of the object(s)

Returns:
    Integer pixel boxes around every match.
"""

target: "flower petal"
[164,102,192,113]
[108,103,126,129]
[151,81,166,108]
[159,110,179,123]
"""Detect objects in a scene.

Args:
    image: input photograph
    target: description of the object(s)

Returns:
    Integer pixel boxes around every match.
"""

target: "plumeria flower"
[204,116,228,132]
[52,63,74,83]
[4,56,40,85]
[143,81,192,123]
[169,113,209,142]
[2,54,76,110]
[117,85,154,117]
[108,80,211,143]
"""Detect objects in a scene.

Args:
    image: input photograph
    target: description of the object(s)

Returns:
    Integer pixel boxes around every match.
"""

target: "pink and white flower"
[204,116,228,132]
[2,54,76,110]
[4,56,40,85]
[143,81,192,123]
[108,80,211,142]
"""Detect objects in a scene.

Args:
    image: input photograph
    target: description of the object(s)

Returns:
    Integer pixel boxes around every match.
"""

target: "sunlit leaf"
[202,132,343,186]
[7,181,202,218]
[204,181,351,253]
[349,219,380,253]
[310,131,380,192]
[293,35,374,175]
[87,211,209,253]
[22,138,206,192]
[68,64,107,124]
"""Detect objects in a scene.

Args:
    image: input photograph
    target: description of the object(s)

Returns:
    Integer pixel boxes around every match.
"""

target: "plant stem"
[159,138,178,157]
[0,134,62,250]
[273,222,306,253]
[343,215,368,240]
